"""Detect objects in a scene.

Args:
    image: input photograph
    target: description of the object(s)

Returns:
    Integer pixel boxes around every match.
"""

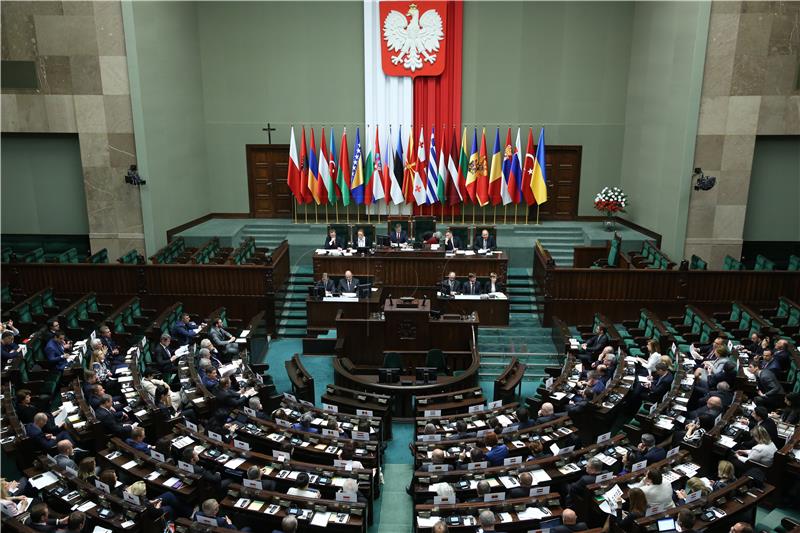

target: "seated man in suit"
[353,228,371,248]
[535,402,559,424]
[323,228,343,250]
[209,317,238,360]
[441,271,461,295]
[552,508,588,533]
[95,394,133,438]
[125,427,152,452]
[442,230,461,251]
[750,362,785,410]
[171,313,203,347]
[26,412,73,452]
[182,447,230,488]
[389,223,408,244]
[214,377,248,414]
[472,229,497,252]
[272,516,298,533]
[338,270,359,294]
[645,362,674,403]
[772,339,792,376]
[195,498,250,531]
[509,472,533,498]
[478,510,507,533]
[54,439,78,470]
[26,503,70,532]
[152,333,180,374]
[97,325,123,368]
[44,331,71,372]
[1,331,22,362]
[580,325,610,363]
[483,272,504,294]
[461,273,481,295]
[633,433,666,464]
[316,272,336,293]
[566,457,603,506]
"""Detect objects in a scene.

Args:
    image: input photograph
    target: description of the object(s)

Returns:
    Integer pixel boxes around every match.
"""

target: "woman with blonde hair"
[712,460,735,490]
[659,355,673,369]
[0,478,30,516]
[610,486,647,529]
[77,457,97,482]
[676,477,710,503]
[735,426,777,466]
[90,349,112,382]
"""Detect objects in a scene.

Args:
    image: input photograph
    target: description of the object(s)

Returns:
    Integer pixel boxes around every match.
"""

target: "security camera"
[693,168,716,191]
[125,165,146,186]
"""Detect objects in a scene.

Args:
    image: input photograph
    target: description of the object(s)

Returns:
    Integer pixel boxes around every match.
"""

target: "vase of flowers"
[594,187,628,232]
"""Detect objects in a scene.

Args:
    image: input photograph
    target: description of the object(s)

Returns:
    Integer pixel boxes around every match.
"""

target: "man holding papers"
[337,270,359,294]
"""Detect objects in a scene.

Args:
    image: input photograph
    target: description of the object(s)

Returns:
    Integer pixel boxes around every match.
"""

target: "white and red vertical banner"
[369,0,463,215]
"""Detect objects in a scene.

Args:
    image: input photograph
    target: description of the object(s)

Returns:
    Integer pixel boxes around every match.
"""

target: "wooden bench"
[285,353,314,404]
[493,356,525,403]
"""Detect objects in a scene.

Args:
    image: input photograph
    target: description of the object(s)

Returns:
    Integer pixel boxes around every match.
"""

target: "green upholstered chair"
[425,349,449,375]
[690,254,707,270]
[788,255,800,271]
[754,254,775,271]
[723,255,744,270]
[413,216,437,241]
[327,224,352,246]
[447,226,471,249]
[387,217,411,239]
[352,224,376,246]
[593,234,621,268]
[382,352,402,371]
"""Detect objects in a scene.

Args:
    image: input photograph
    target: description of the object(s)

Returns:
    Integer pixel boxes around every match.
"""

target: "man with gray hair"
[431,521,449,533]
[274,515,297,533]
[566,457,604,506]
[535,402,558,424]
[634,433,666,464]
[434,482,456,503]
[339,477,367,503]
[95,394,133,438]
[54,439,77,470]
[478,510,498,531]
[469,480,491,502]
[152,333,179,374]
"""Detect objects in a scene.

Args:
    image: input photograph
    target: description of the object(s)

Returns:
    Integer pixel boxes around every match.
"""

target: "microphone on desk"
[387,295,393,306]
[422,295,427,306]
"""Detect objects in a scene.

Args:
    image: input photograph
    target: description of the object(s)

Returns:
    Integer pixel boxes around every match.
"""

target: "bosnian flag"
[412,127,428,206]
[426,128,439,204]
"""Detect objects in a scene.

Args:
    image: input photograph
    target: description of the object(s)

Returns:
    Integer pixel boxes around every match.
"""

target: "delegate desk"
[307,289,384,330]
[312,248,508,288]
[435,293,509,326]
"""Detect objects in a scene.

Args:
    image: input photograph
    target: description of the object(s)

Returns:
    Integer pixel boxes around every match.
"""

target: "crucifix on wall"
[262,122,276,143]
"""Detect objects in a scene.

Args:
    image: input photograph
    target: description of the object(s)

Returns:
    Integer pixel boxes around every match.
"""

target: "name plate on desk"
[530,486,550,496]
[243,407,256,417]
[178,461,195,473]
[596,432,612,444]
[433,494,455,505]
[233,439,251,451]
[484,492,505,502]
[684,490,703,504]
[467,461,488,470]
[356,409,373,417]
[122,491,141,506]
[336,492,357,502]
[185,421,198,432]
[150,450,165,462]
[196,515,218,526]
[94,480,111,494]
[322,429,340,438]
[272,450,290,462]
[423,409,441,417]
[276,418,292,428]
[487,400,503,409]
[469,404,485,413]
[418,434,441,442]
[322,403,339,413]
[595,472,614,483]
[646,503,670,516]
[503,456,522,465]
[243,479,262,489]
[208,431,223,442]
[352,431,370,441]
[632,460,647,473]
[667,446,680,458]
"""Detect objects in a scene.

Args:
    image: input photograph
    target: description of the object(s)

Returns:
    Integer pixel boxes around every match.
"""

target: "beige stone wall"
[685,0,800,268]
[1,0,144,259]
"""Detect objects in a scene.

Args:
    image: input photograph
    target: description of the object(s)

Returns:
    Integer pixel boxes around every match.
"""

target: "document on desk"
[530,470,552,483]
[311,511,331,526]
[718,435,737,448]
[224,457,247,469]
[30,471,60,489]
[517,506,548,520]
[416,516,441,528]
[499,476,520,489]
[77,501,97,512]
[121,460,138,470]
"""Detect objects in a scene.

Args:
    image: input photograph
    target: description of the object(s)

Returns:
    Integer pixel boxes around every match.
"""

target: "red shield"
[379,1,447,78]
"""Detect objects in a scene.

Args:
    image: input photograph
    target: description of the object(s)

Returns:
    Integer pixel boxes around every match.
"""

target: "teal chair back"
[425,349,447,374]
[448,226,471,248]
[382,352,402,370]
[413,217,437,241]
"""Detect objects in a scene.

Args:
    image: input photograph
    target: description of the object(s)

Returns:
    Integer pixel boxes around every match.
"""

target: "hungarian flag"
[413,127,428,206]
[287,126,302,202]
[403,129,416,204]
[509,128,523,205]
[389,126,405,205]
[465,128,478,203]
[307,128,320,205]
[337,128,351,206]
[350,128,365,205]
[371,126,385,202]
[488,128,503,205]
[522,127,536,205]
[476,128,489,206]
[328,127,339,205]
[447,128,462,206]
[500,128,514,205]
[318,128,330,205]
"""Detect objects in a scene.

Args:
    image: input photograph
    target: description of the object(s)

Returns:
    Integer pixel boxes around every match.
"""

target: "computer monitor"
[657,518,677,532]
[378,368,399,384]
[376,235,390,247]
[415,367,437,384]
[357,283,372,299]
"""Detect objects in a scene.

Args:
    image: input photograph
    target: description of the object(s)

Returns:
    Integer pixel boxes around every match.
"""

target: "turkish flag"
[380,1,448,78]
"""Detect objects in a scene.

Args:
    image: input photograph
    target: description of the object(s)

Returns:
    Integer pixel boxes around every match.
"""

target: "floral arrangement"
[594,186,628,215]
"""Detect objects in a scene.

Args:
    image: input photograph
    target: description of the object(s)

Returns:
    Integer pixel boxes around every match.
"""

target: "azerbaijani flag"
[465,128,478,203]
[337,128,351,206]
[307,128,320,205]
[500,128,514,205]
[318,128,330,205]
[531,127,548,205]
[328,127,338,205]
[488,127,503,205]
[350,128,365,205]
[522,127,536,206]
[476,128,489,207]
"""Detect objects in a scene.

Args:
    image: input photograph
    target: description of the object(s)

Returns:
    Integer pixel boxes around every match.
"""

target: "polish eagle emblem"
[383,3,444,73]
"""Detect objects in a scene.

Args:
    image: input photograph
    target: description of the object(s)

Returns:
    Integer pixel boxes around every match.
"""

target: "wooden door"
[529,145,582,220]
[246,144,292,218]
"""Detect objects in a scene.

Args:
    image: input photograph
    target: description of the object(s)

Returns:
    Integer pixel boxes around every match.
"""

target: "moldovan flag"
[531,127,548,205]
[372,126,385,202]
[307,128,320,205]
[488,128,503,205]
[287,126,302,203]
[476,128,489,207]
[337,128,351,206]
[299,127,311,204]
[521,128,536,206]
[402,129,416,204]
[465,128,478,203]
[501,127,514,205]
[413,127,428,206]
[390,126,405,205]
[318,128,330,205]
[447,128,462,206]
[350,128,365,205]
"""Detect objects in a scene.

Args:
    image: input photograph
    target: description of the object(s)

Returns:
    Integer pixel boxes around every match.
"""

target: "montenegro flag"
[531,127,548,205]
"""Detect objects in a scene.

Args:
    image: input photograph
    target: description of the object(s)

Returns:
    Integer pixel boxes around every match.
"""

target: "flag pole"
[514,202,518,225]
[304,203,308,224]
[325,204,329,225]
[525,205,529,225]
[335,202,339,223]
[293,199,298,224]
[536,205,541,225]
[503,204,507,225]
[493,205,497,225]
[314,203,318,224]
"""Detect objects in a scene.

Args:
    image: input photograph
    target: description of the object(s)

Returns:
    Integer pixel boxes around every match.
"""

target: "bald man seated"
[508,472,533,498]
[551,508,588,532]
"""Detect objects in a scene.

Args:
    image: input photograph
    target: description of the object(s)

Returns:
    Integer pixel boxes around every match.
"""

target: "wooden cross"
[262,122,276,143]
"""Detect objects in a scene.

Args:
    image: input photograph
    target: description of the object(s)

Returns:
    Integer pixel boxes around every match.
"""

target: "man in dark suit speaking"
[338,270,359,294]
[389,223,408,244]
[473,229,496,251]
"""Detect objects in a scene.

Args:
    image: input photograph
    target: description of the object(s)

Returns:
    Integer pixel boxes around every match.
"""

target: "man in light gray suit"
[209,317,238,361]
[54,439,77,470]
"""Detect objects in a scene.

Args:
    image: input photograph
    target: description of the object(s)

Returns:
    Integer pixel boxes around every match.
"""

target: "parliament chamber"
[3,0,800,532]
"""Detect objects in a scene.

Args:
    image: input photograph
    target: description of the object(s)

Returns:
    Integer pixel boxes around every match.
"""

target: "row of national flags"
[287,126,548,208]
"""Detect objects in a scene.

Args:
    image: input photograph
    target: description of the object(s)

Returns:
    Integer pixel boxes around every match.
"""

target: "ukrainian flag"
[531,127,548,205]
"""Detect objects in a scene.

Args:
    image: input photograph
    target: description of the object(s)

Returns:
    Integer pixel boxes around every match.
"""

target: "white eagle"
[383,3,444,72]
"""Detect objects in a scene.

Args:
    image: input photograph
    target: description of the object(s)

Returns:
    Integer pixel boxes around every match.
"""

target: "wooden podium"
[384,298,430,352]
